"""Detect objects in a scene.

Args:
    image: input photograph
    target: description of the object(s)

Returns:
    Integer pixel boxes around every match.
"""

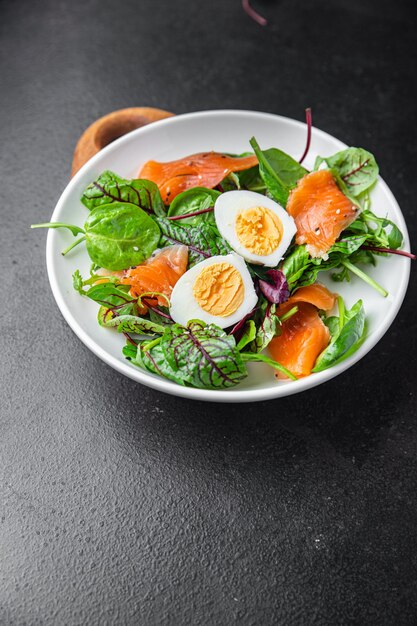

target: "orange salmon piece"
[122,245,188,305]
[287,170,358,258]
[139,152,258,203]
[288,283,336,312]
[269,283,336,379]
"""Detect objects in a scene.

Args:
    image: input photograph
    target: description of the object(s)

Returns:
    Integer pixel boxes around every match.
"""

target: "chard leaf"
[250,299,280,353]
[327,234,369,255]
[82,170,166,217]
[148,306,173,327]
[313,299,365,372]
[156,218,231,266]
[98,310,164,335]
[315,148,378,197]
[84,282,137,318]
[167,187,219,225]
[129,320,248,389]
[250,137,307,206]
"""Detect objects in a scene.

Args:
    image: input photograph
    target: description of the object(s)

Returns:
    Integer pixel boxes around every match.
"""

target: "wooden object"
[71,107,174,176]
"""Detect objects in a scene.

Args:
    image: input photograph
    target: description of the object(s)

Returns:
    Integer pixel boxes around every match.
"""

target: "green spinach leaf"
[84,202,160,269]
[32,202,161,270]
[313,299,365,372]
[167,187,219,225]
[250,137,307,206]
[238,165,266,192]
[281,245,310,289]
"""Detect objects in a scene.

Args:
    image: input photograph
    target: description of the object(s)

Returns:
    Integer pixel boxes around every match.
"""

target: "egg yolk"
[235,206,283,255]
[193,262,244,317]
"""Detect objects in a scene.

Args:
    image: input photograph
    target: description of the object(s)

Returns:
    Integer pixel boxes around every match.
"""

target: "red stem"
[242,0,267,26]
[299,108,312,165]
[123,332,138,346]
[362,245,416,260]
[229,307,257,336]
[167,206,214,221]
[141,298,173,320]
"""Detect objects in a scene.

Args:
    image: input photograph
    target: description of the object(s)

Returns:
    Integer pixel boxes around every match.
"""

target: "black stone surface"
[1,0,417,624]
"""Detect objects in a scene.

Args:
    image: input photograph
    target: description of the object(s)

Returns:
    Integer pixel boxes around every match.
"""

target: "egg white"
[170,253,258,328]
[214,190,296,267]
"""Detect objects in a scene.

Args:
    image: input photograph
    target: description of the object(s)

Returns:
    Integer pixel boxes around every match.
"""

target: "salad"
[32,117,414,390]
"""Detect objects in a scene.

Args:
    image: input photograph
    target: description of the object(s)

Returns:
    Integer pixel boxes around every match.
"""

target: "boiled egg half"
[170,253,257,328]
[214,190,296,266]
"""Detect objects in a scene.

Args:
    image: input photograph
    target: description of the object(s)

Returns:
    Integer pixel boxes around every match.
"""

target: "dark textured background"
[1,0,417,624]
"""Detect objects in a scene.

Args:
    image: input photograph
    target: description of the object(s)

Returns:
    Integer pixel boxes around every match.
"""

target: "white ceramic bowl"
[46,110,411,402]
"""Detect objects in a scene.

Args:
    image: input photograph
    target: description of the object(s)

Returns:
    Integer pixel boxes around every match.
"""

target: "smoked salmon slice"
[139,152,258,204]
[269,283,336,379]
[288,283,336,312]
[122,245,188,305]
[287,170,359,258]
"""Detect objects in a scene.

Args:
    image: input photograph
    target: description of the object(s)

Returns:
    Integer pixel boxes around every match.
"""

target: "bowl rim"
[46,109,411,403]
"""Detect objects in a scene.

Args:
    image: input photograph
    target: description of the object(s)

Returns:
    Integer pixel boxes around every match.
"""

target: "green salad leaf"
[32,202,161,270]
[84,203,160,269]
[82,281,136,313]
[236,320,257,351]
[241,352,297,380]
[167,187,219,225]
[250,299,280,353]
[281,245,311,289]
[313,298,366,372]
[81,170,166,217]
[314,148,378,198]
[352,209,404,250]
[327,234,369,255]
[125,319,296,388]
[156,218,231,266]
[98,309,165,336]
[281,235,389,297]
[250,137,307,206]
[126,320,248,389]
[237,165,266,192]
